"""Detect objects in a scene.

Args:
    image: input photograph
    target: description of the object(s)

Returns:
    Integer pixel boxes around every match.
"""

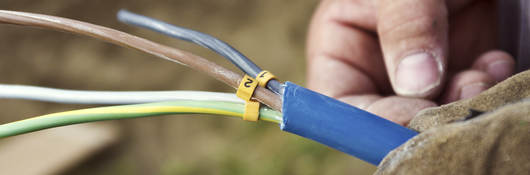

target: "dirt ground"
[0,0,376,174]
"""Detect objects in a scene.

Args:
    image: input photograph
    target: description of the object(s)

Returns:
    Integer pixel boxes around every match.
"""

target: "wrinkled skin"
[306,0,515,125]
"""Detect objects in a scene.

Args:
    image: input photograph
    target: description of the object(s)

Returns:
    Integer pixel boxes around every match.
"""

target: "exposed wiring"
[0,10,281,111]
[117,10,285,95]
[0,84,244,104]
[0,10,418,166]
[0,100,282,138]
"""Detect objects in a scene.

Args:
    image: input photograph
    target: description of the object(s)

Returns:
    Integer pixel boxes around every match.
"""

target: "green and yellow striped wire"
[0,100,282,138]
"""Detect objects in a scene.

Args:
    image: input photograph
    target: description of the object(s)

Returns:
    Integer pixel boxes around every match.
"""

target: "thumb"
[376,0,448,98]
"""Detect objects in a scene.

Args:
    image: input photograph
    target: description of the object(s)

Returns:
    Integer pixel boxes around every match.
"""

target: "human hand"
[306,0,515,125]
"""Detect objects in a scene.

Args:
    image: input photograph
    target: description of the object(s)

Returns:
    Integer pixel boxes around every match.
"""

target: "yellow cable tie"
[243,100,260,121]
[237,75,259,101]
[236,75,260,122]
[256,70,277,87]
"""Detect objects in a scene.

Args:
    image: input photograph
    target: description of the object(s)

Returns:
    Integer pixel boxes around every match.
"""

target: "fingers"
[440,50,513,104]
[305,0,439,127]
[472,50,515,82]
[338,94,382,110]
[440,70,495,103]
[308,57,377,97]
[366,96,437,126]
[307,0,389,97]
[338,94,437,126]
[376,0,449,98]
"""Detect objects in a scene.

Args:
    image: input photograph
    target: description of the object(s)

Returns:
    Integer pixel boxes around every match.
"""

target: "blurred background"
[0,0,376,174]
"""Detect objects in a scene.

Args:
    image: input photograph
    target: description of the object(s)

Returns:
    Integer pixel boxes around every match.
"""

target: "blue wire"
[281,82,418,165]
[117,10,284,94]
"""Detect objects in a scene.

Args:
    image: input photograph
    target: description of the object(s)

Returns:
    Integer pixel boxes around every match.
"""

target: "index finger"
[307,0,389,104]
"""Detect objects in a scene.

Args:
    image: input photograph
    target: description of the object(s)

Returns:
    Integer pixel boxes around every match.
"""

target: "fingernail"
[395,52,441,95]
[459,83,488,100]
[486,60,513,82]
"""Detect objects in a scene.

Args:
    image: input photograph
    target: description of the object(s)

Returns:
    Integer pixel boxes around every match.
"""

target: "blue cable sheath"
[280,82,417,165]
[116,10,284,94]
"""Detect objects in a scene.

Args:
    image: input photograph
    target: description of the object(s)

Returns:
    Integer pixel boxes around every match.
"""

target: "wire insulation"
[117,10,284,94]
[281,82,417,165]
[0,84,243,104]
[0,10,281,110]
[0,100,282,138]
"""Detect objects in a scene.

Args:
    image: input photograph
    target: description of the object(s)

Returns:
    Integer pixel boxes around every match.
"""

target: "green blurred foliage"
[0,0,376,174]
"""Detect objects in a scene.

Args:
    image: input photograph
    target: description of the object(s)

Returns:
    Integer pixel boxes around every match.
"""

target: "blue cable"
[117,10,284,94]
[281,82,418,165]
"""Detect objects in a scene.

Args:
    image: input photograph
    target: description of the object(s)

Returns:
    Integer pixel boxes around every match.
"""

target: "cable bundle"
[0,10,283,137]
[0,10,418,165]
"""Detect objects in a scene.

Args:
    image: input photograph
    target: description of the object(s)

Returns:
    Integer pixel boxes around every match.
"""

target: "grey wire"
[116,10,284,95]
[0,84,243,104]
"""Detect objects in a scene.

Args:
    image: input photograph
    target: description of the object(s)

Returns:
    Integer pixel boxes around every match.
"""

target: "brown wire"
[0,10,282,111]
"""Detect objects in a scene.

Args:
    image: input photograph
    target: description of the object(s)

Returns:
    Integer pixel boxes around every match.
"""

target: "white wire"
[0,84,243,104]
